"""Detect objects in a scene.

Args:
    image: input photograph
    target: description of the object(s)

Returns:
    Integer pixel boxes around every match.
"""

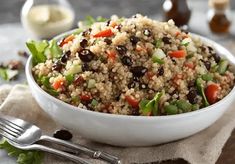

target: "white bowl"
[25,32,235,146]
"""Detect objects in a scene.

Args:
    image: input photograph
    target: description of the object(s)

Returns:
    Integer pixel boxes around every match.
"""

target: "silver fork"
[0,115,121,164]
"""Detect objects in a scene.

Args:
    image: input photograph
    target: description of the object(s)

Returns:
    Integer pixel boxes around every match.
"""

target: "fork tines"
[0,116,23,141]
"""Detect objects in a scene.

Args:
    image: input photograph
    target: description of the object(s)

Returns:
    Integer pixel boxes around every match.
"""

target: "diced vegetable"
[107,50,116,62]
[37,76,58,96]
[169,50,186,58]
[196,78,209,107]
[93,29,114,38]
[125,96,139,108]
[184,62,194,69]
[218,60,228,75]
[52,79,64,90]
[80,94,92,102]
[152,48,165,64]
[201,73,213,81]
[65,64,82,75]
[165,104,178,115]
[87,79,96,89]
[147,71,154,80]
[205,83,219,104]
[59,35,75,47]
[181,38,191,47]
[176,99,192,112]
[91,99,98,107]
[154,39,162,48]
[192,104,199,111]
[65,74,74,85]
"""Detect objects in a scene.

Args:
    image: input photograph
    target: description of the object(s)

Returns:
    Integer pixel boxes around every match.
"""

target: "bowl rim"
[25,31,235,120]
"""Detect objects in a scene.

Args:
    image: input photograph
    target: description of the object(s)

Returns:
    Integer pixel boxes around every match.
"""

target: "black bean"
[116,24,122,31]
[157,66,164,76]
[188,80,195,88]
[139,83,147,89]
[106,20,111,26]
[121,56,133,66]
[130,36,140,45]
[82,63,90,72]
[131,66,148,77]
[116,45,127,55]
[61,51,71,63]
[78,49,95,62]
[128,81,135,88]
[133,76,140,82]
[208,46,214,53]
[180,28,189,34]
[187,89,198,104]
[104,38,112,45]
[132,14,138,18]
[143,29,152,37]
[80,39,88,48]
[115,92,121,101]
[204,61,211,70]
[53,129,73,141]
[162,37,171,44]
[82,28,91,37]
[200,46,207,52]
[212,52,221,63]
[52,60,63,71]
[131,108,140,116]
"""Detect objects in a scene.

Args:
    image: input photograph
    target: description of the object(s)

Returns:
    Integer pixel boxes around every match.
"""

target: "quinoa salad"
[27,14,235,116]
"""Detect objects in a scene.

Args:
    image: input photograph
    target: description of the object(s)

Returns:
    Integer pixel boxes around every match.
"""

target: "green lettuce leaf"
[0,139,44,164]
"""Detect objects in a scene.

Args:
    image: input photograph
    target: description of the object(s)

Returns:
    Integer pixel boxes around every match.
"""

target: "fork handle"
[40,135,121,164]
[29,144,90,164]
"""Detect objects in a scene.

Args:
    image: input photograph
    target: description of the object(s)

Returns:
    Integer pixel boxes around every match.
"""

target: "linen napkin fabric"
[1,84,235,164]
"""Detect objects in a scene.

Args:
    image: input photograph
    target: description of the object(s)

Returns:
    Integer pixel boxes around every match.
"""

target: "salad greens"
[36,75,58,96]
[0,139,44,164]
[196,77,209,107]
[0,68,19,81]
[0,68,8,80]
[26,39,62,66]
[139,92,163,116]
[83,15,107,27]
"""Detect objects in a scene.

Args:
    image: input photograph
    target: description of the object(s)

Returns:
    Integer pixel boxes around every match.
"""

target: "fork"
[0,115,121,164]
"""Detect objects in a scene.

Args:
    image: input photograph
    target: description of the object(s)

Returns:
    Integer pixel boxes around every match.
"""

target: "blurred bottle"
[163,0,191,27]
[207,0,231,34]
[21,0,75,39]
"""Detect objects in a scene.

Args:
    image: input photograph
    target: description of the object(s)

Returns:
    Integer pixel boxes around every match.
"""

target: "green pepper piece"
[176,99,192,112]
[91,99,98,107]
[196,78,209,107]
[192,104,199,111]
[218,60,228,75]
[65,74,74,85]
[201,73,213,81]
[154,39,162,48]
[152,56,164,64]
[165,105,178,115]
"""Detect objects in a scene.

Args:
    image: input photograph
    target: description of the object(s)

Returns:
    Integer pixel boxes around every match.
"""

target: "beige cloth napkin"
[1,84,235,164]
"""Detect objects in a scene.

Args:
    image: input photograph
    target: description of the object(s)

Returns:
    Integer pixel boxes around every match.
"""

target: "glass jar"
[21,0,75,39]
[207,0,231,34]
[163,0,191,27]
